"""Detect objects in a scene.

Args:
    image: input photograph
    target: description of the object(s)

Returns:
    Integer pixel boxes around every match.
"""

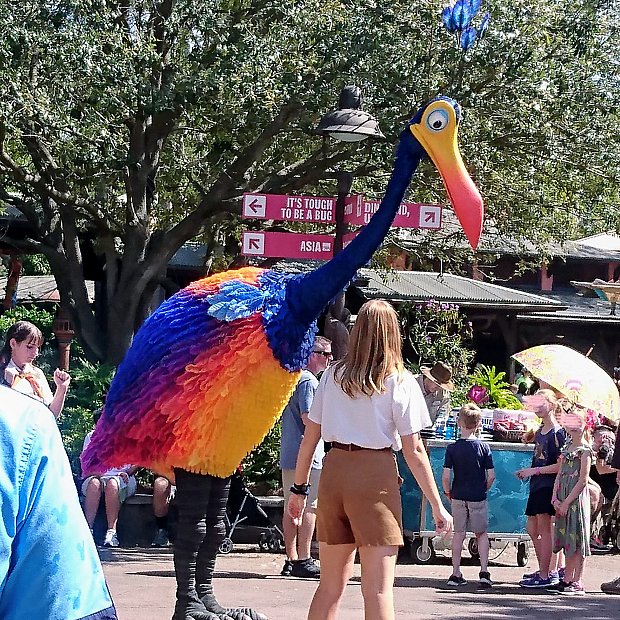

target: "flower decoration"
[467,384,489,405]
[442,0,491,51]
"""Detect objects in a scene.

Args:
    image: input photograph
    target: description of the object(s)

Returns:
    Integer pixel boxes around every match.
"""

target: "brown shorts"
[316,448,403,547]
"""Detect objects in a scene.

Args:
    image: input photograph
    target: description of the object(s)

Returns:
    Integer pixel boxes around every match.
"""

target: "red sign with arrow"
[242,231,335,260]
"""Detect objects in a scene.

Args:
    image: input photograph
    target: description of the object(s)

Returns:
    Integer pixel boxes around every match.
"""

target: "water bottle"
[445,415,457,441]
[434,414,446,439]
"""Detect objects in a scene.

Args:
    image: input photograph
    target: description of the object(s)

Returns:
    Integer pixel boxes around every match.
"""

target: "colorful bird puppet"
[82,95,483,620]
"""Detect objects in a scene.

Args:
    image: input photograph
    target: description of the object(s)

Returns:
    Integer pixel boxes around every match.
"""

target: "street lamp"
[316,85,385,143]
[315,86,384,358]
[315,85,384,254]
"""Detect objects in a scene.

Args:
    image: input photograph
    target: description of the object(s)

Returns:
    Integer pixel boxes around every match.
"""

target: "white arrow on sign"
[242,231,265,255]
[418,205,442,229]
[243,194,266,218]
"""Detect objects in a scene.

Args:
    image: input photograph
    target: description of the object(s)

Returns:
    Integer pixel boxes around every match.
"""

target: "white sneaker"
[103,529,119,547]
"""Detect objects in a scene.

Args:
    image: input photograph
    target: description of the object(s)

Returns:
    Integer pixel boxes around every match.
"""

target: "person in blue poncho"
[0,385,117,620]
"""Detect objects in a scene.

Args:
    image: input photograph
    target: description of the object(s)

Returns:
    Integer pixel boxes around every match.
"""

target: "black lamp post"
[315,85,384,255]
[315,86,384,358]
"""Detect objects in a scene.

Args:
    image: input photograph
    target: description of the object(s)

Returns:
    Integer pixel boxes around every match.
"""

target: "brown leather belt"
[331,441,392,452]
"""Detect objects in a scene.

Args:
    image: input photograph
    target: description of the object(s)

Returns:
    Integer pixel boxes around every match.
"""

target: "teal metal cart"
[399,439,533,566]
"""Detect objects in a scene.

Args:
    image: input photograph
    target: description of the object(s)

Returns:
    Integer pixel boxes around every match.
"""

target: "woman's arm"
[401,433,452,534]
[287,419,321,526]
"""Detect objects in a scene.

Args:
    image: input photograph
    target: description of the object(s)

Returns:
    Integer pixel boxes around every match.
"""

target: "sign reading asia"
[241,231,334,260]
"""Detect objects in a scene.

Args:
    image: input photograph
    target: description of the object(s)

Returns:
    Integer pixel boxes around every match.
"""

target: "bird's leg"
[196,475,268,620]
[172,468,221,620]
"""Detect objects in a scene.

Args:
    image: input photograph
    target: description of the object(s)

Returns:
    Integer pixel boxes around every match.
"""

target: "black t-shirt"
[590,465,619,501]
[444,438,494,502]
[530,425,567,492]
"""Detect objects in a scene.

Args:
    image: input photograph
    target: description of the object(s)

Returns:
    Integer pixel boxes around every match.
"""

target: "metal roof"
[515,288,620,325]
[353,270,564,311]
[0,275,95,304]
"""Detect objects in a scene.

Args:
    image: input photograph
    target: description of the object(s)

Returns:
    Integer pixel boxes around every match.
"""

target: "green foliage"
[401,299,475,390]
[242,421,282,494]
[60,360,115,474]
[0,305,55,340]
[469,364,522,410]
[20,254,52,276]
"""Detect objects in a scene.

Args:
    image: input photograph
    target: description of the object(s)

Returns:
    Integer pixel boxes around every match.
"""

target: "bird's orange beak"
[411,100,484,250]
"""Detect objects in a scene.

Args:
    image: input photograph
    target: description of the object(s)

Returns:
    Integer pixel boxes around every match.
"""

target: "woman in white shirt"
[288,299,452,620]
[0,320,70,419]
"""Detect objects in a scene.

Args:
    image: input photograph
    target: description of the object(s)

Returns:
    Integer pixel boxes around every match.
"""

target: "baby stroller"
[219,469,284,554]
[598,489,620,552]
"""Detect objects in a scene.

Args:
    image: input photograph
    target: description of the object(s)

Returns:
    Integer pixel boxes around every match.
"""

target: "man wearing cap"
[416,361,455,426]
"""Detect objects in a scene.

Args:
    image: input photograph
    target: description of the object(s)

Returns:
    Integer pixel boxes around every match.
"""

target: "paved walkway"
[102,546,620,619]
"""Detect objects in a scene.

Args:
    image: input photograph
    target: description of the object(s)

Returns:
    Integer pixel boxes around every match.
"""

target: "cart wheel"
[468,538,480,558]
[267,536,283,552]
[219,538,234,554]
[517,542,529,567]
[258,533,269,551]
[410,538,436,564]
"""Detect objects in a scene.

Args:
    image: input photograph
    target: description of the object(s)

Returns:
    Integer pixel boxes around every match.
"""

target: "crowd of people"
[1,314,619,619]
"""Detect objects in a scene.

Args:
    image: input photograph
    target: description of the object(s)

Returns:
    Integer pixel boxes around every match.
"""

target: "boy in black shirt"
[443,404,495,588]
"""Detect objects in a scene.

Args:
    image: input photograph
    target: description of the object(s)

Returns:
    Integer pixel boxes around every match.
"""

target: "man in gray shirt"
[416,361,454,426]
[279,336,331,578]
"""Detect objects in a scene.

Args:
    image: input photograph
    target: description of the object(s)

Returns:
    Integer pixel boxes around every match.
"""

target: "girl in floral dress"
[552,405,593,595]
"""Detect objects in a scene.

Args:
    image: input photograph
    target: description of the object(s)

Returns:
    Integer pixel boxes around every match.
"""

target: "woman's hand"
[515,468,532,480]
[53,368,71,389]
[287,494,307,526]
[119,471,130,484]
[432,504,453,535]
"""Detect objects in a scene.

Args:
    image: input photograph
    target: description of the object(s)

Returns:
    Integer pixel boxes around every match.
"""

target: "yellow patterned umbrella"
[512,344,620,421]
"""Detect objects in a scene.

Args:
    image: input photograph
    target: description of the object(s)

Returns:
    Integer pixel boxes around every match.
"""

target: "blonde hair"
[334,299,403,398]
[535,388,561,416]
[459,403,482,430]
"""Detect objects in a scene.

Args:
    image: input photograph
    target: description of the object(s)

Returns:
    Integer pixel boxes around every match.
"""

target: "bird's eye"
[426,109,449,132]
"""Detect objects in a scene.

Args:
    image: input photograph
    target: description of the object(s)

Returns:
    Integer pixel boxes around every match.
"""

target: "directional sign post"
[241,193,443,261]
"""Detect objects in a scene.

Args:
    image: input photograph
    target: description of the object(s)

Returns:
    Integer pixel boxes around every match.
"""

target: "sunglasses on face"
[313,350,333,358]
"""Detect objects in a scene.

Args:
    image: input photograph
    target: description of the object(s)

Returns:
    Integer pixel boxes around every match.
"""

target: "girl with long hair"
[0,320,70,419]
[288,299,452,620]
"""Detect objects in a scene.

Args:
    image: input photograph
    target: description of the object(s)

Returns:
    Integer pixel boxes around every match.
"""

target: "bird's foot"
[200,594,267,620]
[223,609,268,620]
[172,598,223,620]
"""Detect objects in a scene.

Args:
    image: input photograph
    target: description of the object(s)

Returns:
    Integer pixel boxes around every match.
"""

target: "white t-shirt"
[308,366,431,451]
[5,360,54,405]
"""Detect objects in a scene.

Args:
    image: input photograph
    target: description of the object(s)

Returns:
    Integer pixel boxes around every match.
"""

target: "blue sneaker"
[548,571,560,585]
[520,575,554,588]
[522,570,539,579]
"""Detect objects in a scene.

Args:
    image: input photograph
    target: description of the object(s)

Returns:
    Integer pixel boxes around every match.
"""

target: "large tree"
[1,0,619,363]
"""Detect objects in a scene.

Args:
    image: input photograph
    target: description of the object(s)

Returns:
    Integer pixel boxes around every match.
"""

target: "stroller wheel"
[267,535,283,552]
[219,538,234,554]
[258,533,270,551]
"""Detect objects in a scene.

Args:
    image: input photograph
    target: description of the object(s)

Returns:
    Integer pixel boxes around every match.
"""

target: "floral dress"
[553,443,593,557]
